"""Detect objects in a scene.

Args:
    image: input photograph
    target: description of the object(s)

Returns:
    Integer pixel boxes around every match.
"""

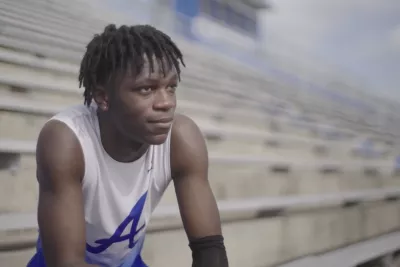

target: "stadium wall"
[174,0,261,50]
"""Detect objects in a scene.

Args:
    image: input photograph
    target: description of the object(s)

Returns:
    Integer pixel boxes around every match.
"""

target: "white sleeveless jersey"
[28,104,172,267]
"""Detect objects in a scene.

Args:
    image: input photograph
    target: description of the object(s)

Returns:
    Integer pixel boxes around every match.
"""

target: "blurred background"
[0,0,400,266]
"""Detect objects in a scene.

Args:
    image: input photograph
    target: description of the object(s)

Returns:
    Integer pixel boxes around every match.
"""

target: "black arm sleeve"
[189,235,229,267]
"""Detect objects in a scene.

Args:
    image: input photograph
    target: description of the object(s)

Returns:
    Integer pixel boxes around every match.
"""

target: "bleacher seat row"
[0,187,400,267]
[0,138,394,171]
[0,0,397,141]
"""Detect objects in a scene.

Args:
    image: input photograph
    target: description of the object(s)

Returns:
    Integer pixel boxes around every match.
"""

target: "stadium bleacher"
[0,0,399,266]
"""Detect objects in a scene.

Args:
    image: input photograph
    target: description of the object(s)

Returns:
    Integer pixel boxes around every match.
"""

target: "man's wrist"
[190,235,229,267]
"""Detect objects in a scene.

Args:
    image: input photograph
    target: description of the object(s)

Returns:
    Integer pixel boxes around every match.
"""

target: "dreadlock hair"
[79,24,185,106]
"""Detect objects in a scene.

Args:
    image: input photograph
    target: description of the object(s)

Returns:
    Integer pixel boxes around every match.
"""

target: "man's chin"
[145,132,169,145]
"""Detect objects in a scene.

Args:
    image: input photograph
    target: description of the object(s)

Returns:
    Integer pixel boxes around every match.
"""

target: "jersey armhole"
[47,117,89,187]
[164,127,173,184]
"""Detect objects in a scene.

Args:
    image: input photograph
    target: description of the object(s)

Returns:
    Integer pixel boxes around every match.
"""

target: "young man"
[27,24,228,267]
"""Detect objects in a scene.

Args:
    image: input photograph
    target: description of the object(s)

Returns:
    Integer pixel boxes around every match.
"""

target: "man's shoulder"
[36,117,85,184]
[38,119,81,152]
[170,114,207,177]
[38,105,90,153]
[171,114,204,146]
[172,113,199,130]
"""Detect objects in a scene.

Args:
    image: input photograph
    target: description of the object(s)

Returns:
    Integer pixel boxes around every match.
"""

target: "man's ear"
[92,86,109,111]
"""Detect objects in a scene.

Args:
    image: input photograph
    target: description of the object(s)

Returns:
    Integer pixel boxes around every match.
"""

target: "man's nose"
[153,88,176,111]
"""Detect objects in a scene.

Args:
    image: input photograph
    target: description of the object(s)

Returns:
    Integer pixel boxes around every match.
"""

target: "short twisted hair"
[79,24,185,106]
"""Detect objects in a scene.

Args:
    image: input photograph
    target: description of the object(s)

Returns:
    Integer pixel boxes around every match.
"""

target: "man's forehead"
[120,60,178,83]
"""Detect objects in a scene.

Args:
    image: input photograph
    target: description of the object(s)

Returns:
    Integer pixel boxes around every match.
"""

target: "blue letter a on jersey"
[87,192,148,254]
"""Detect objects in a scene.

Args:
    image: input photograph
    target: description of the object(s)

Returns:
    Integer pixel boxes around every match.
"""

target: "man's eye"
[138,87,152,94]
[168,85,177,92]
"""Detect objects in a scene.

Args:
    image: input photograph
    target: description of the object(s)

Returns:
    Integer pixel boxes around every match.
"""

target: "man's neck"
[97,114,148,163]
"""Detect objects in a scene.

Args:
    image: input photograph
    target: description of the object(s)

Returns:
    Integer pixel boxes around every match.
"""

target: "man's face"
[107,59,178,145]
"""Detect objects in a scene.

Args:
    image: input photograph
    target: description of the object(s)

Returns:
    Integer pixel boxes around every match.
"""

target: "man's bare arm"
[36,120,97,267]
[171,114,228,267]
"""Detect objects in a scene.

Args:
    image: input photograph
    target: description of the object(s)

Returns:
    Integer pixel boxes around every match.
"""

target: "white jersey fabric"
[27,104,172,267]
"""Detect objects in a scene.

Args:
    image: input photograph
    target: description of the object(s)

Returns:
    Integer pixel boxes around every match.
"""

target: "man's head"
[79,24,185,145]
